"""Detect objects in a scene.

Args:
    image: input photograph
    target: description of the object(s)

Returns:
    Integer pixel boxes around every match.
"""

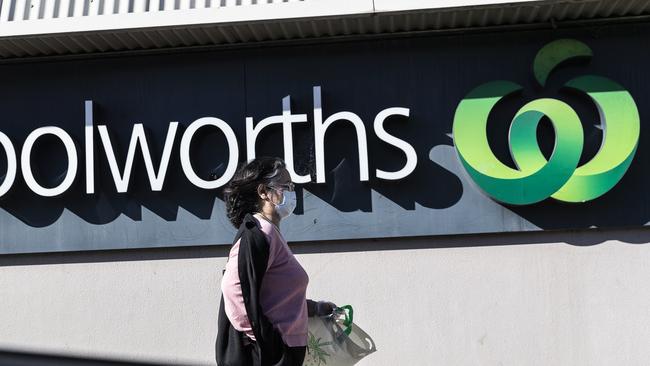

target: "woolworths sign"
[0,28,645,254]
[0,40,633,205]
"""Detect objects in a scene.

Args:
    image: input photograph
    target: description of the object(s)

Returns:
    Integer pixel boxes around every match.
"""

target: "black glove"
[307,300,337,317]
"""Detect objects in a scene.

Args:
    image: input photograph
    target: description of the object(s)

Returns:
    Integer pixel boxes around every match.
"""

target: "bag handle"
[334,305,354,336]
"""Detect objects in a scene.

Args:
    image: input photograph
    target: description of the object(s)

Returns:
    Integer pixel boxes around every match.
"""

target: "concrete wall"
[1,228,650,365]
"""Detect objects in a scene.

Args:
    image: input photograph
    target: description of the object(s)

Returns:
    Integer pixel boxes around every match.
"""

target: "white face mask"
[274,190,297,219]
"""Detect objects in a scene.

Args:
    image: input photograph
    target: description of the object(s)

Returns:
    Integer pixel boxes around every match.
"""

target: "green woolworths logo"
[452,39,640,205]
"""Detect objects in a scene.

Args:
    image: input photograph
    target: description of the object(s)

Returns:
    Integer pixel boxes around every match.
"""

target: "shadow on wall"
[1,226,649,267]
[290,227,650,253]
[0,349,176,366]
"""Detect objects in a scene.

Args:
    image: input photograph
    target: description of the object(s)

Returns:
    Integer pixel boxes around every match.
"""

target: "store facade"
[1,0,650,365]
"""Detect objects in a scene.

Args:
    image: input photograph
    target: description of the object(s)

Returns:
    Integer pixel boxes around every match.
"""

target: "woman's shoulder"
[244,214,286,266]
[236,214,271,242]
[251,214,289,247]
[255,217,271,234]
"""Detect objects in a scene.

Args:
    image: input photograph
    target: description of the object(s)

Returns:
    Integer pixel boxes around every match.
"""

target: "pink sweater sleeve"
[220,238,257,340]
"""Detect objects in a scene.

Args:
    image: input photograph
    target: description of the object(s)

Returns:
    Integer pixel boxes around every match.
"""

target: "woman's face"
[258,168,295,221]
[266,168,293,205]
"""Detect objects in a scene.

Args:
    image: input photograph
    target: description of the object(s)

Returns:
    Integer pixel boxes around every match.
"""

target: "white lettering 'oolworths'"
[0,86,418,197]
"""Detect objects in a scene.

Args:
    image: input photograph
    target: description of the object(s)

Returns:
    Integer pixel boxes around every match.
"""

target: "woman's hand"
[307,299,337,317]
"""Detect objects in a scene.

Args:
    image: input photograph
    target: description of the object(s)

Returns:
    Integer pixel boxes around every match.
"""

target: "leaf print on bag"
[304,331,333,366]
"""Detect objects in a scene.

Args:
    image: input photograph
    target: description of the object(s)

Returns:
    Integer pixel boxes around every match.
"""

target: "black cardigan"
[216,214,296,366]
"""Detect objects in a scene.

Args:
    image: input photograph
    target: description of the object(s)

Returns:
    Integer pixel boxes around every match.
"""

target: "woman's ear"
[257,184,267,200]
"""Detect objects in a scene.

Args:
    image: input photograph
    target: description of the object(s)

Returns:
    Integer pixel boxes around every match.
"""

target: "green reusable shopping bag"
[303,306,377,366]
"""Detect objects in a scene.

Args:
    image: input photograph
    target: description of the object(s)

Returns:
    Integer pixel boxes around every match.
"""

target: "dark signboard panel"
[0,22,648,253]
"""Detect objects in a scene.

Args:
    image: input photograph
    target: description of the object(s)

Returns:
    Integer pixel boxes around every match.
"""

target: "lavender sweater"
[221,214,310,347]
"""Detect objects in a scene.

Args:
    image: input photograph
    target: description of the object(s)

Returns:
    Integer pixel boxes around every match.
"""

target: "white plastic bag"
[303,305,376,366]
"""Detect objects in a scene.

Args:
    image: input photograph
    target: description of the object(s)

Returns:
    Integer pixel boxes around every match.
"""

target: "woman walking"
[216,157,335,366]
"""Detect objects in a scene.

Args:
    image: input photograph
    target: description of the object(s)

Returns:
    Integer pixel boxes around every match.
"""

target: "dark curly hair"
[223,157,287,228]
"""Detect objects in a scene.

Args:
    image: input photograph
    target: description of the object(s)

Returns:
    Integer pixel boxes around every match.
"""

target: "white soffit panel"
[0,0,648,59]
